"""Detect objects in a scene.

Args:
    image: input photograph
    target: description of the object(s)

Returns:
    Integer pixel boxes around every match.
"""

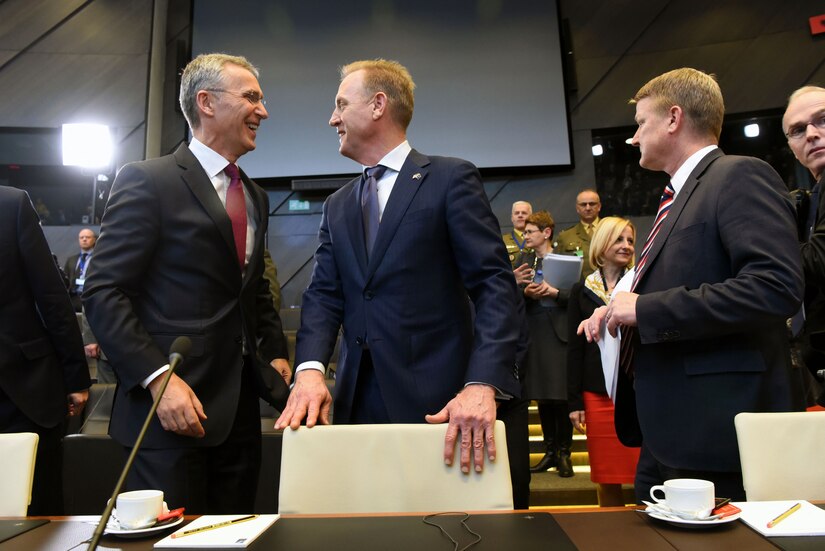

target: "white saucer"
[104,516,184,538]
[646,508,741,528]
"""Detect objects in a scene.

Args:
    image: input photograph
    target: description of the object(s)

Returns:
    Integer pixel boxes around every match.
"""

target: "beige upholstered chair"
[735,411,825,501]
[0,432,39,516]
[278,421,513,514]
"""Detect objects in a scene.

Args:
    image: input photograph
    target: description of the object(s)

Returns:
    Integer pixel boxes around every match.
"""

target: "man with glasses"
[784,85,825,405]
[83,53,290,513]
[555,189,602,279]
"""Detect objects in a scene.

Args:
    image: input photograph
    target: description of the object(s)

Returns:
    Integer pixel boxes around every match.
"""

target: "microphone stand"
[88,338,190,550]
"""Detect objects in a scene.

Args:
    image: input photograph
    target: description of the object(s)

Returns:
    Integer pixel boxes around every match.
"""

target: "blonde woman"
[567,217,641,505]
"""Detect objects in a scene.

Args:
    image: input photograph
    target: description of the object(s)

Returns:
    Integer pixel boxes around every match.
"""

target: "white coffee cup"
[649,478,715,518]
[115,489,164,530]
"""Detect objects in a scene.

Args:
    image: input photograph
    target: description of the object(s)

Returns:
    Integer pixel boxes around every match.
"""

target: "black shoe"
[530,451,556,473]
[557,452,574,477]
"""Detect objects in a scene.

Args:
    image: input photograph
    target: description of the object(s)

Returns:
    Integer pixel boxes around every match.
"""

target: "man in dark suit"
[581,68,803,501]
[785,86,825,403]
[63,227,96,311]
[0,186,90,515]
[276,59,522,478]
[83,53,290,513]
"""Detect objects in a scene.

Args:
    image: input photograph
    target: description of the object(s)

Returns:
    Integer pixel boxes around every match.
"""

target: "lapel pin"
[412,173,422,180]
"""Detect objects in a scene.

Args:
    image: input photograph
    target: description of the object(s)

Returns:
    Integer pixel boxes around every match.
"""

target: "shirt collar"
[189,137,236,178]
[363,140,412,173]
[670,145,717,196]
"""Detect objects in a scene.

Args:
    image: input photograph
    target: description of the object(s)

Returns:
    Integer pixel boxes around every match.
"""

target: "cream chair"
[0,432,39,516]
[734,411,825,501]
[278,421,513,514]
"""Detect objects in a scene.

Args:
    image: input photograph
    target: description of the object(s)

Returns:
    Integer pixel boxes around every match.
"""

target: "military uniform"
[503,229,532,268]
[554,218,599,279]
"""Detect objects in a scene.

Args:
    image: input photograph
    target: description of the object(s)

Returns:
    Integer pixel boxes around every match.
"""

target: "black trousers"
[123,365,262,514]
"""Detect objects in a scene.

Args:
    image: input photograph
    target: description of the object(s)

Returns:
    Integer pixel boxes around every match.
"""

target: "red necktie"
[619,182,675,376]
[224,164,247,269]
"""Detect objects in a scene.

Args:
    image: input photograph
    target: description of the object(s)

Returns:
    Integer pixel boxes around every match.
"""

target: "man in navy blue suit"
[276,59,522,475]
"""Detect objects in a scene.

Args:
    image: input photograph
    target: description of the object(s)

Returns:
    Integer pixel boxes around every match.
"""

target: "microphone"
[88,336,192,551]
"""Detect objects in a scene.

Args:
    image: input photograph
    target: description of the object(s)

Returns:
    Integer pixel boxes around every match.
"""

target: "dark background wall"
[1,0,824,307]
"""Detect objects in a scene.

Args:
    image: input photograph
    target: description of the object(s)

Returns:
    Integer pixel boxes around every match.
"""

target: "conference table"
[1,507,823,550]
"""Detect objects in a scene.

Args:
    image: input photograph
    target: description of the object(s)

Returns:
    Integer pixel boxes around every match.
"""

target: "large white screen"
[193,0,571,179]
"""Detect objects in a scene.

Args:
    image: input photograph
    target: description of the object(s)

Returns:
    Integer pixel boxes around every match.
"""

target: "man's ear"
[196,90,216,119]
[371,92,388,120]
[667,105,684,134]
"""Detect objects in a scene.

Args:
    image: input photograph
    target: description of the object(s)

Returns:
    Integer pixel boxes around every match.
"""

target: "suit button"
[364,290,374,300]
[355,337,363,345]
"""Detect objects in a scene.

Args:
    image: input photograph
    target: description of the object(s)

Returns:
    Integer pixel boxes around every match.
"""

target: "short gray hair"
[179,53,259,129]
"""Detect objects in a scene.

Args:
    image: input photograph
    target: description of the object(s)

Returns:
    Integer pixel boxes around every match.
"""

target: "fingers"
[441,416,459,467]
[273,370,331,430]
[154,376,206,438]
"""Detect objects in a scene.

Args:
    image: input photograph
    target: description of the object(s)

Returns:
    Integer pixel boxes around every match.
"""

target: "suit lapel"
[175,145,237,261]
[638,148,723,285]
[365,150,429,280]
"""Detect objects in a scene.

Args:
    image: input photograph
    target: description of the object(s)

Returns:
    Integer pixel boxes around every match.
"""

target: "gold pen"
[767,502,802,528]
[171,514,258,539]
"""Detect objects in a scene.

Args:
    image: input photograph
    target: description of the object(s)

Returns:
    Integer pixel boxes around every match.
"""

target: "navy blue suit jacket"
[616,149,804,472]
[296,149,521,422]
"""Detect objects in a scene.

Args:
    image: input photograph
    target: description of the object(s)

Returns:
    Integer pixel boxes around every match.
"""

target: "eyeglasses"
[522,229,541,235]
[205,88,267,107]
[785,113,825,140]
[577,202,600,207]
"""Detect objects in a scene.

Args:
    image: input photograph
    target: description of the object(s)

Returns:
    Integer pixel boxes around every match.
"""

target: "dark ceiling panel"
[0,0,86,50]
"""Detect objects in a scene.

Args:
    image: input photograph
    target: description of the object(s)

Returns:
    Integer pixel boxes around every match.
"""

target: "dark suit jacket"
[63,252,87,310]
[295,149,521,423]
[616,149,804,472]
[566,282,607,411]
[800,176,825,348]
[83,144,288,448]
[0,187,90,428]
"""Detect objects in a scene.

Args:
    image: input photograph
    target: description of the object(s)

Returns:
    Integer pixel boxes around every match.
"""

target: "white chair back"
[735,411,825,501]
[0,432,39,516]
[279,421,513,514]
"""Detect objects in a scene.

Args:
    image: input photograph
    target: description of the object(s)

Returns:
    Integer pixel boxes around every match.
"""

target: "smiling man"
[83,53,290,513]
[579,68,803,502]
[276,59,523,485]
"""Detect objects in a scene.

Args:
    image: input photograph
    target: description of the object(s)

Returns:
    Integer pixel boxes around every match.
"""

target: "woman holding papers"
[567,217,641,506]
[515,211,574,477]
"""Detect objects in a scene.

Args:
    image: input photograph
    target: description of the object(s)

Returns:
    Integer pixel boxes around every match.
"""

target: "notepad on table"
[734,500,825,537]
[154,514,278,548]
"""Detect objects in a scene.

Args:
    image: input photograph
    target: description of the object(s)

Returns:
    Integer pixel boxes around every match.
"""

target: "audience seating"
[735,411,825,501]
[0,432,39,516]
[278,421,513,514]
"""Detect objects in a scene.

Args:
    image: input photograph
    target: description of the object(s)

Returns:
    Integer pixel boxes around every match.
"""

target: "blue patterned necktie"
[361,165,387,256]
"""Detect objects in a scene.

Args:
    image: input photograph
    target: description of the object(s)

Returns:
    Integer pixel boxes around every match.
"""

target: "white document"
[597,267,635,402]
[540,253,582,305]
[154,514,279,548]
[734,500,825,537]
